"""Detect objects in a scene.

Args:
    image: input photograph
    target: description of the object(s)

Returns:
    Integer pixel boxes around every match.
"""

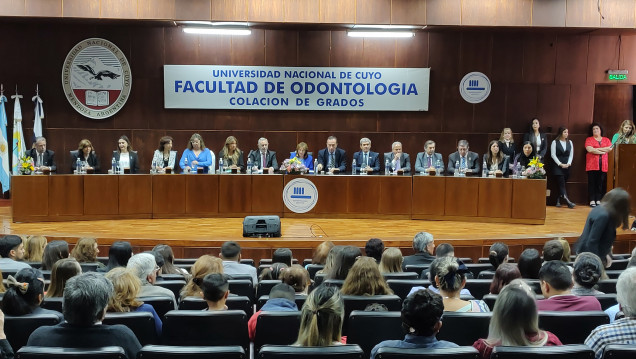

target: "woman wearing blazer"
[112,135,139,174]
[151,136,178,173]
[71,139,100,173]
[522,118,547,160]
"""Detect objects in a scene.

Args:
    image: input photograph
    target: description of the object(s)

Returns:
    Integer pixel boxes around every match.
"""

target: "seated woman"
[45,258,82,298]
[41,240,70,270]
[71,139,100,173]
[201,273,230,311]
[281,265,311,294]
[71,237,105,270]
[290,142,314,172]
[408,257,473,298]
[24,235,47,263]
[259,262,288,281]
[488,242,509,270]
[180,255,223,299]
[326,246,361,280]
[179,133,213,173]
[489,263,521,295]
[97,241,133,273]
[218,135,244,172]
[371,289,458,358]
[436,257,489,312]
[151,136,178,173]
[2,268,64,320]
[484,140,509,177]
[517,248,542,279]
[311,240,334,265]
[473,279,562,359]
[105,267,162,336]
[513,141,535,171]
[295,284,344,346]
[152,244,188,276]
[341,256,393,296]
[571,252,605,296]
[379,247,403,273]
[113,135,139,174]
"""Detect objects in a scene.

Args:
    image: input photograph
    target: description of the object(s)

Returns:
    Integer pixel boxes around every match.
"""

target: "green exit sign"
[609,74,627,80]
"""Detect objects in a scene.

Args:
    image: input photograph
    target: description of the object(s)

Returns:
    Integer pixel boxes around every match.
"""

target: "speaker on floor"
[243,215,281,238]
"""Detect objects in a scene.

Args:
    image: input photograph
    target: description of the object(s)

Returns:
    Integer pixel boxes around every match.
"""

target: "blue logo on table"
[283,178,318,213]
[459,72,491,104]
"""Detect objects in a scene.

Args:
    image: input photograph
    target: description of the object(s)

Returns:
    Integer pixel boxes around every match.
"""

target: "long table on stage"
[12,174,546,224]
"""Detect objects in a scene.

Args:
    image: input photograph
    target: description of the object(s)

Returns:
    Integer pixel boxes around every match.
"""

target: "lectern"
[608,143,636,210]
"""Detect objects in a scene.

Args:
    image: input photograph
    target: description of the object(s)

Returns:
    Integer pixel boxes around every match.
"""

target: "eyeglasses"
[154,266,160,273]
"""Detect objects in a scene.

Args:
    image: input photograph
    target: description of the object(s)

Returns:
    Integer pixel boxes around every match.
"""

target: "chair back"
[346,311,403,358]
[477,270,495,279]
[404,265,429,276]
[342,295,402,335]
[382,272,418,280]
[79,263,100,273]
[16,346,126,359]
[154,280,187,301]
[465,264,494,279]
[436,312,492,346]
[257,295,306,311]
[5,313,62,352]
[254,311,301,353]
[228,279,255,302]
[595,293,618,310]
[41,297,64,313]
[306,264,324,280]
[162,310,249,351]
[137,297,175,319]
[257,344,364,359]
[103,311,159,345]
[160,274,186,281]
[601,344,636,359]
[607,259,629,270]
[491,344,594,358]
[138,345,246,359]
[375,347,480,359]
[538,311,609,344]
[462,279,493,300]
[256,280,282,299]
[596,280,618,294]
[386,279,431,301]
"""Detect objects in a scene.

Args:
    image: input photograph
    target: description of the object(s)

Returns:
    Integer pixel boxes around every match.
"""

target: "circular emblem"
[283,178,318,214]
[62,38,132,119]
[459,72,491,104]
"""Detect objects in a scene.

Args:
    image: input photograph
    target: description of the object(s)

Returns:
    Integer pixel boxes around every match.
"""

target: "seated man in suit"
[352,137,380,174]
[316,136,346,174]
[248,137,278,173]
[25,136,56,172]
[447,139,480,175]
[415,140,443,173]
[402,232,436,271]
[384,141,411,174]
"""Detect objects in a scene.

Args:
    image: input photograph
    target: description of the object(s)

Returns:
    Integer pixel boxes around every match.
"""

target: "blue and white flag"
[32,87,43,142]
[0,94,10,192]
[11,90,25,175]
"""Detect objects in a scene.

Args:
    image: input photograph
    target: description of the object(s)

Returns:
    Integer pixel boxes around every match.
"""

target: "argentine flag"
[11,92,25,175]
[0,95,10,192]
[32,90,43,142]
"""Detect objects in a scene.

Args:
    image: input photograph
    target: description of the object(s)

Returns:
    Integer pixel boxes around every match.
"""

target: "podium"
[608,143,636,210]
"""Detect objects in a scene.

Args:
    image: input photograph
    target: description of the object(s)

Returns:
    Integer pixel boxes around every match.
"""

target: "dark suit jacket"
[317,148,346,172]
[352,150,380,173]
[485,155,510,177]
[248,150,278,171]
[383,152,411,173]
[574,206,616,262]
[523,132,548,159]
[401,252,436,271]
[25,149,56,172]
[447,151,480,175]
[112,151,140,174]
[498,141,517,160]
[415,152,443,173]
[70,150,100,173]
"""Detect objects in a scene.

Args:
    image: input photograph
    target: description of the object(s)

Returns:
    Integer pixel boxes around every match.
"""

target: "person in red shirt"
[584,123,612,207]
[536,261,602,312]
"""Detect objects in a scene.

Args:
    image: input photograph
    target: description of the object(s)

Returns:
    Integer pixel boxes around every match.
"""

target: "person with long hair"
[611,119,636,145]
[71,238,103,268]
[295,284,344,346]
[281,265,311,294]
[326,245,361,280]
[41,240,70,270]
[24,235,47,263]
[473,279,562,359]
[488,242,509,270]
[2,268,63,320]
[558,238,572,263]
[585,123,613,207]
[71,139,100,173]
[513,141,535,170]
[484,140,509,177]
[489,263,521,295]
[311,241,334,265]
[379,248,403,273]
[180,255,223,299]
[219,135,244,171]
[575,188,632,267]
[151,135,179,173]
[551,126,575,208]
[436,257,489,312]
[98,241,133,273]
[152,244,187,276]
[259,262,288,281]
[45,258,82,298]
[179,133,214,173]
[572,252,605,296]
[498,127,517,160]
[113,135,139,174]
[522,118,547,159]
[341,257,393,296]
[291,142,314,171]
[105,267,162,336]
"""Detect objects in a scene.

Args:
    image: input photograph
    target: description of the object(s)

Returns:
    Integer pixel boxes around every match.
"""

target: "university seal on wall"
[62,38,132,119]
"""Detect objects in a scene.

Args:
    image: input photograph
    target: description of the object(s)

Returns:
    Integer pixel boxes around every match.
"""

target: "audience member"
[537,260,601,311]
[248,283,298,340]
[147,250,165,277]
[379,248,403,273]
[0,235,30,271]
[272,248,293,266]
[0,310,13,359]
[311,241,334,265]
[201,273,230,311]
[41,240,70,270]
[605,253,636,322]
[371,289,458,359]
[259,262,288,281]
[181,255,223,299]
[127,253,177,308]
[2,268,63,320]
[489,263,521,295]
[295,284,344,346]
[98,241,133,273]
[473,279,562,359]
[326,245,361,280]
[488,242,509,270]
[24,235,47,263]
[543,239,565,262]
[402,232,436,270]
[318,246,343,277]
[220,241,257,284]
[341,257,393,296]
[365,238,385,263]
[71,237,104,269]
[45,258,82,298]
[281,265,311,294]
[586,267,636,359]
[409,257,472,298]
[26,273,142,359]
[435,243,454,258]
[571,252,605,296]
[105,267,162,336]
[517,248,542,279]
[152,244,188,276]
[436,257,489,312]
[558,238,571,262]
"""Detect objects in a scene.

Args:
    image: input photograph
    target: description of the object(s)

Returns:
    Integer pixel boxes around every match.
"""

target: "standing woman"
[498,127,517,160]
[71,139,100,173]
[152,136,178,173]
[585,123,612,207]
[179,133,213,173]
[113,135,139,174]
[551,127,575,208]
[484,140,509,177]
[219,136,244,172]
[611,119,636,145]
[522,118,547,160]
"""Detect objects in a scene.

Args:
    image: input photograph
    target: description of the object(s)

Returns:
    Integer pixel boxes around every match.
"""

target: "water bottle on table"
[218,158,224,173]
[111,157,116,174]
[385,159,390,175]
[314,158,318,175]
[351,158,356,175]
[76,158,81,174]
[246,158,252,174]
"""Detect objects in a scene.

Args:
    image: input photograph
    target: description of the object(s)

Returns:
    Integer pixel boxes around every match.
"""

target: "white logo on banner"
[164,65,430,111]
[283,178,318,213]
[460,72,491,104]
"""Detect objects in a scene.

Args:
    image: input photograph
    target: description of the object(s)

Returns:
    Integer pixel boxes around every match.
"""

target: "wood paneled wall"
[1,21,634,204]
